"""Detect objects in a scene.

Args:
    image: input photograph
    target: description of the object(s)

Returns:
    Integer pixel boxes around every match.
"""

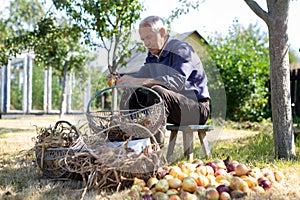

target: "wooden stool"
[166,125,214,163]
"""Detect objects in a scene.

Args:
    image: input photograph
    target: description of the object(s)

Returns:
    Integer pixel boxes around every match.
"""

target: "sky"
[140,0,300,53]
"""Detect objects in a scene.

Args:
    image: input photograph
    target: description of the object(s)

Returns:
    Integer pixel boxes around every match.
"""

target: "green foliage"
[289,48,300,64]
[207,23,270,122]
[53,0,143,73]
[0,2,90,113]
[167,0,200,26]
[7,0,44,31]
[32,64,44,110]
[10,72,23,110]
[51,75,61,110]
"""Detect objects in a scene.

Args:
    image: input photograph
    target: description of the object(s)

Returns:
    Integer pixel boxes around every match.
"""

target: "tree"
[208,23,270,122]
[0,0,44,65]
[32,16,89,117]
[7,0,44,31]
[244,0,295,159]
[53,0,201,73]
[0,0,90,117]
[53,0,143,74]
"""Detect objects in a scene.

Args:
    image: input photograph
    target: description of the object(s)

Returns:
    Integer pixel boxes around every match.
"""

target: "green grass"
[197,121,300,166]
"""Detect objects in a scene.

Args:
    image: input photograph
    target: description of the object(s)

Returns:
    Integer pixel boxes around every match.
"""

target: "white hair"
[139,16,167,33]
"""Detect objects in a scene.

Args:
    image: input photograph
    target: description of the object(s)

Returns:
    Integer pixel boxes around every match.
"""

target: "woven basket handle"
[86,84,163,113]
[53,120,80,140]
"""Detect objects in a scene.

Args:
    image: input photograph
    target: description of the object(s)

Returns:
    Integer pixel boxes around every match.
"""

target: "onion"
[214,159,227,170]
[168,178,182,189]
[258,177,272,189]
[230,189,246,199]
[127,189,140,199]
[156,167,169,179]
[195,165,207,176]
[223,156,230,168]
[274,170,285,182]
[153,192,169,200]
[206,165,215,175]
[235,164,249,176]
[155,179,169,193]
[169,194,181,200]
[196,174,209,187]
[180,191,198,200]
[219,192,231,200]
[182,176,197,193]
[214,169,227,177]
[194,186,206,199]
[227,161,239,172]
[163,174,174,180]
[205,187,220,200]
[216,184,230,193]
[141,189,153,200]
[169,166,182,177]
[133,177,146,187]
[206,162,217,172]
[192,159,204,167]
[146,177,158,189]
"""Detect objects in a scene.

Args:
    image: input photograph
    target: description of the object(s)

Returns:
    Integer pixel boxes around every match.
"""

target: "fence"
[291,68,300,117]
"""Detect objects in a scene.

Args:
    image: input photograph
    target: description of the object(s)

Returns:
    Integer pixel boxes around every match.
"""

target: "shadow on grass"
[0,154,86,200]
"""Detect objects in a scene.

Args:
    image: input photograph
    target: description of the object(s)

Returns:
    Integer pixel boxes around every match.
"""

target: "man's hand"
[107,72,120,86]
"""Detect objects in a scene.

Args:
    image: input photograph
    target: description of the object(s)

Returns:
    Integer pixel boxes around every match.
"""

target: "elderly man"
[117,16,210,146]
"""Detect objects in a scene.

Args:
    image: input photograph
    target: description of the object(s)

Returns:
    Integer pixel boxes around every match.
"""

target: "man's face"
[139,25,166,56]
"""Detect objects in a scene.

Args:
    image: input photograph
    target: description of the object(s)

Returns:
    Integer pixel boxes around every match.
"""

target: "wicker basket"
[86,85,166,141]
[62,123,166,190]
[35,120,87,179]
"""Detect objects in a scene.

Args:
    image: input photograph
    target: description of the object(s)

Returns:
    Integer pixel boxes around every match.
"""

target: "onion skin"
[219,192,231,200]
[227,161,239,172]
[235,164,249,176]
[205,187,219,200]
[223,156,230,168]
[216,184,230,193]
[155,179,169,193]
[258,177,272,189]
[127,189,140,199]
[274,170,285,182]
[147,177,158,189]
[141,192,154,200]
[206,162,218,172]
[168,178,182,189]
[182,176,197,193]
[169,194,181,200]
[230,189,246,199]
[153,192,169,200]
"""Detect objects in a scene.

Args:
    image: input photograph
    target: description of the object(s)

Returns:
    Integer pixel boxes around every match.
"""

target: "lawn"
[0,115,300,199]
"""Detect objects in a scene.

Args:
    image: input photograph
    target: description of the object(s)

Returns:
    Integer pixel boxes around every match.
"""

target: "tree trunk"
[245,0,295,159]
[267,1,295,159]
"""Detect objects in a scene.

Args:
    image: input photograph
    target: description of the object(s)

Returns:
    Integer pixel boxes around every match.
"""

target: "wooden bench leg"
[198,130,211,158]
[183,130,193,162]
[166,130,178,163]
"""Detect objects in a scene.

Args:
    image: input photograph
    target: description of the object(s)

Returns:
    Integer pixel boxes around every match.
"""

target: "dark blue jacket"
[132,38,210,101]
